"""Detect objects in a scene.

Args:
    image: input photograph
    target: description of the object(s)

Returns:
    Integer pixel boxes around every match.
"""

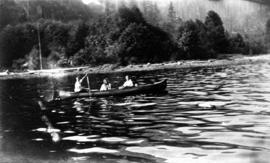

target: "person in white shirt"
[100,78,111,91]
[74,75,87,92]
[119,75,134,89]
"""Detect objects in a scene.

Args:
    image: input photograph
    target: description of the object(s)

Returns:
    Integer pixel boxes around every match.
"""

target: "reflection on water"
[1,63,270,163]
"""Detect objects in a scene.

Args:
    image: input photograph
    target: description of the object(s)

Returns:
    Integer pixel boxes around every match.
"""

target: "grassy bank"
[0,54,270,80]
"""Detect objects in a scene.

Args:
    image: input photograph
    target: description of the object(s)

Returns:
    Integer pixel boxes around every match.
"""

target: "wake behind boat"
[58,79,167,100]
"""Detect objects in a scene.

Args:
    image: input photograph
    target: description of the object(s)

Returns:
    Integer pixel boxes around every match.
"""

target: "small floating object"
[68,147,118,154]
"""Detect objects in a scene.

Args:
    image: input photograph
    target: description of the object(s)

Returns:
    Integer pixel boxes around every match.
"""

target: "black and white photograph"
[0,0,269,162]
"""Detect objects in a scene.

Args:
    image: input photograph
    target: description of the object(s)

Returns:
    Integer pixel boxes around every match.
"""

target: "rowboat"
[58,79,167,100]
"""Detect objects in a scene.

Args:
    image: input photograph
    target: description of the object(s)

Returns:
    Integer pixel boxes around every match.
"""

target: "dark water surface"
[0,63,270,163]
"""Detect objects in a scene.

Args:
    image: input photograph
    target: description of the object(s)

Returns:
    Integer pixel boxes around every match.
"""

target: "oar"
[81,73,88,81]
[86,75,91,95]
[86,75,92,113]
[37,100,61,143]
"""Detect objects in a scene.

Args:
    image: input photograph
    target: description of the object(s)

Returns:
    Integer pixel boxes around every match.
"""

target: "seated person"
[74,75,87,92]
[133,78,139,87]
[100,78,111,91]
[119,75,134,89]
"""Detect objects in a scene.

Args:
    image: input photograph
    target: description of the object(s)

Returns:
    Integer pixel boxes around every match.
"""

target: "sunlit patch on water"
[101,137,126,143]
[71,156,90,161]
[68,147,119,154]
[129,102,157,108]
[32,138,44,141]
[32,128,61,133]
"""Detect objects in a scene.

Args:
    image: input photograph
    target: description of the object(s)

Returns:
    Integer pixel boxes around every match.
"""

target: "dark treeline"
[0,0,268,70]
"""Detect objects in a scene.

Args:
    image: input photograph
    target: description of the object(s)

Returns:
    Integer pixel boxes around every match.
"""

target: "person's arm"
[80,74,88,83]
[100,84,103,91]
[123,81,127,87]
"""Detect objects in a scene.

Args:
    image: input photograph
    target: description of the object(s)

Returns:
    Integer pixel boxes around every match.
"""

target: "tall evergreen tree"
[142,1,161,26]
[265,19,270,49]
[176,20,200,59]
[168,1,176,24]
[163,1,179,37]
[204,10,228,54]
[0,0,27,31]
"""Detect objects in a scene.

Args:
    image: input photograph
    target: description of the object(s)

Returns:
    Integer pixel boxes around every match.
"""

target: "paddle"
[37,100,61,143]
[80,73,88,82]
[86,74,92,113]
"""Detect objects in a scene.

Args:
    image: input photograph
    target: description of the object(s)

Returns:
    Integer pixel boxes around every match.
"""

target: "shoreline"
[1,54,270,79]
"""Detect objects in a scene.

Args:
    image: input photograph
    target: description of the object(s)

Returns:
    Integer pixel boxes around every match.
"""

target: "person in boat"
[119,75,134,89]
[132,77,139,87]
[74,74,87,92]
[100,78,111,91]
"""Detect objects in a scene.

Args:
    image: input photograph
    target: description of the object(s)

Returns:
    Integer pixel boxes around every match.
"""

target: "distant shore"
[1,54,270,79]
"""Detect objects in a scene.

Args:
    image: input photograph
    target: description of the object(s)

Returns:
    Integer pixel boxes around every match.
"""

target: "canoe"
[58,79,167,100]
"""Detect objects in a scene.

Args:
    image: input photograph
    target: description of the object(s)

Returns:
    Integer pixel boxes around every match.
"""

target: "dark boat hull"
[59,79,167,100]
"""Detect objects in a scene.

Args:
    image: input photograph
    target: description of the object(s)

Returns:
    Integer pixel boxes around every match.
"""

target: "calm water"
[0,63,270,163]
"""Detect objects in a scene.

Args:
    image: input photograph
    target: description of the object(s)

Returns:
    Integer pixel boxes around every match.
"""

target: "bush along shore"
[0,1,269,72]
[1,54,270,79]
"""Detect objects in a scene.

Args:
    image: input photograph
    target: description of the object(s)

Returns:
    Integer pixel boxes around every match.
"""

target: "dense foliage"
[0,0,267,70]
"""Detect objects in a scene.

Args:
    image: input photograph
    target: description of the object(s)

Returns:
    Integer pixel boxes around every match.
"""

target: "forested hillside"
[0,0,98,31]
[0,0,269,70]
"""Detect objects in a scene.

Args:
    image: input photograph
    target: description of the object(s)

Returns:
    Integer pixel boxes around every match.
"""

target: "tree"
[168,2,176,25]
[204,10,228,55]
[177,20,200,59]
[142,1,161,26]
[66,21,89,57]
[114,23,175,65]
[163,1,181,37]
[118,6,146,28]
[228,33,247,54]
[0,23,37,67]
[265,19,270,49]
[105,1,116,16]
[0,0,27,31]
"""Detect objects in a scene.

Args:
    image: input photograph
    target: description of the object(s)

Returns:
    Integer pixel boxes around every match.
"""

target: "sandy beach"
[1,54,270,79]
